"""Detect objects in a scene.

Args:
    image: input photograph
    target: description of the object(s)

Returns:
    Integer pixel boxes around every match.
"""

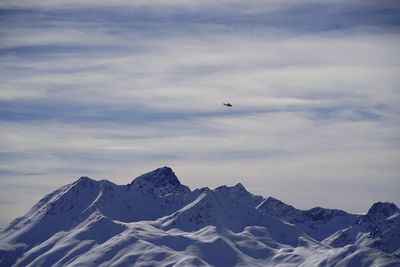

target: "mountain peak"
[367,202,399,217]
[234,182,245,190]
[215,182,248,193]
[74,176,97,188]
[131,166,179,186]
[130,167,190,196]
[256,196,298,217]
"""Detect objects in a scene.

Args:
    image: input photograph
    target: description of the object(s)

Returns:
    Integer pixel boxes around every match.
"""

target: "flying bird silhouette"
[223,103,233,107]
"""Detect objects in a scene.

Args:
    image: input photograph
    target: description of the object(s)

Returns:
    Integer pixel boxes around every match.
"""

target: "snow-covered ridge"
[0,167,399,267]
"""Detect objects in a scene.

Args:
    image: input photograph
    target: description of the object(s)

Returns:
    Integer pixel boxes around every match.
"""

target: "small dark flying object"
[223,103,233,107]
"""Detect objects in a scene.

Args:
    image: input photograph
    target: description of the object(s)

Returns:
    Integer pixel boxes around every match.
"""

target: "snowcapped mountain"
[0,167,399,266]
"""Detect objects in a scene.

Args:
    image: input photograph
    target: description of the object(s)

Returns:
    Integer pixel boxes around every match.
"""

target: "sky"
[0,0,400,226]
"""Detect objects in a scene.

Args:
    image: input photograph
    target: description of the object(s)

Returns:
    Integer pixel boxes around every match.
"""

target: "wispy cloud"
[0,0,399,225]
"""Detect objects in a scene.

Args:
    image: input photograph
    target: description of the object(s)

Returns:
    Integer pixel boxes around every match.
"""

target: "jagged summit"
[215,182,247,193]
[358,201,400,228]
[130,166,190,196]
[367,202,399,217]
[131,166,180,186]
[74,176,98,187]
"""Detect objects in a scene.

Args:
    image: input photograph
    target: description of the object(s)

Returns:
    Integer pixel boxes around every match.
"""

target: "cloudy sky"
[1,0,399,226]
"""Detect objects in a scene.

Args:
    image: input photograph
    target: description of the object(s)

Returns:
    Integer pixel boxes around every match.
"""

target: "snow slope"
[0,167,399,266]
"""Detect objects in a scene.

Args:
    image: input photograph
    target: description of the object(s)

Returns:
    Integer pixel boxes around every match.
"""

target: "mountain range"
[0,167,399,266]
